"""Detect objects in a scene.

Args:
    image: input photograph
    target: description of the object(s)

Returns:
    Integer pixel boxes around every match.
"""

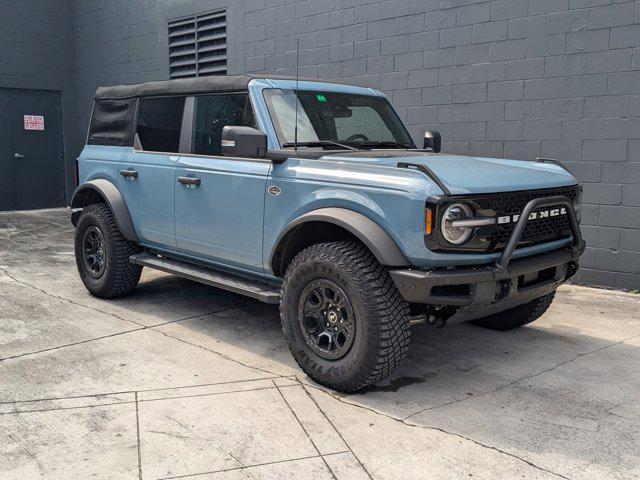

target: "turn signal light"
[425,208,433,236]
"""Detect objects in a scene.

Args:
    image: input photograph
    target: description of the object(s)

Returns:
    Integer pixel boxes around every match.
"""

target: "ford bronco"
[71,75,584,392]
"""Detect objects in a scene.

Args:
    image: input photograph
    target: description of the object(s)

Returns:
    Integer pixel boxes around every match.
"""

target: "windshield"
[263,89,415,149]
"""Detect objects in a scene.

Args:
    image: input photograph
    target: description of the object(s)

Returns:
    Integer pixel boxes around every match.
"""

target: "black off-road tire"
[473,292,556,331]
[74,203,142,298]
[280,241,411,392]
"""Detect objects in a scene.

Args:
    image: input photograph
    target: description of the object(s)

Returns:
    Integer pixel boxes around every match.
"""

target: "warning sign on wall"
[24,115,45,131]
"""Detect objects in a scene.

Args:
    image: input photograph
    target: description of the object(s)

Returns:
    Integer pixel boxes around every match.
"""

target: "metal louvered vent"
[168,10,227,79]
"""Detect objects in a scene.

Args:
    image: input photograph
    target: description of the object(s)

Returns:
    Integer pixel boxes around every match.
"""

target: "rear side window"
[136,97,186,153]
[191,93,255,156]
[88,99,136,146]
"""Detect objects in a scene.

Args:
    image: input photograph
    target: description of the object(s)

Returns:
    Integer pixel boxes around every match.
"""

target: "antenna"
[294,36,299,152]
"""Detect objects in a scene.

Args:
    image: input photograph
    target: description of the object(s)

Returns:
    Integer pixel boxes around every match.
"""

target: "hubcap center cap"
[327,311,338,323]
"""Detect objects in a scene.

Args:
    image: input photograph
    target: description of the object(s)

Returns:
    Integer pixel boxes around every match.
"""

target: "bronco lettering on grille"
[497,207,567,225]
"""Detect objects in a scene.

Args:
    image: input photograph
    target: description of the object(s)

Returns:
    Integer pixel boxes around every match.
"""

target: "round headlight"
[441,203,473,245]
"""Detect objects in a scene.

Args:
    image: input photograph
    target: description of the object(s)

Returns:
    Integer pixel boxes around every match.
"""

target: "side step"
[130,252,280,304]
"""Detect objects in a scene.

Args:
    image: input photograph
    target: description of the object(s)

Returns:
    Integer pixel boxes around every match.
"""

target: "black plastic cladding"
[426,185,581,253]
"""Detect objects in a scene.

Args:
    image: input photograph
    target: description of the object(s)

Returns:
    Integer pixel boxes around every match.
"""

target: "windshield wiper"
[353,141,412,149]
[281,140,357,151]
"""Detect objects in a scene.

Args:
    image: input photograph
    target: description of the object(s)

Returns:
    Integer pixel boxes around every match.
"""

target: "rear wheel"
[74,203,142,298]
[473,292,555,331]
[280,241,411,392]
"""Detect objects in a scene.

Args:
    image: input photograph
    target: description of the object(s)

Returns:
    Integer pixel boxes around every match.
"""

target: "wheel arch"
[70,179,139,243]
[270,207,410,278]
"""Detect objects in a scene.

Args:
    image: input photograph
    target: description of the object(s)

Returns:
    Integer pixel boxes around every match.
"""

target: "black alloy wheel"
[298,279,356,360]
[82,225,107,278]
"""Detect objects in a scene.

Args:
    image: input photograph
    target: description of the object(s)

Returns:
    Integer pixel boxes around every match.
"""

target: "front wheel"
[74,203,142,298]
[280,241,411,392]
[473,292,556,331]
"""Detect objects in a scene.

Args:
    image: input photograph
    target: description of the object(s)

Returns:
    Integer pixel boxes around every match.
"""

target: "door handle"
[14,153,24,159]
[120,169,138,179]
[178,176,201,187]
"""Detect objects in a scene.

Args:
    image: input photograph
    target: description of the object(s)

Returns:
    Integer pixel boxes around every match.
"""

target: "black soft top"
[94,74,344,100]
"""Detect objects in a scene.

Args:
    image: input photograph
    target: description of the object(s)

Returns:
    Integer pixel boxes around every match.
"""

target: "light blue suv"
[71,75,584,392]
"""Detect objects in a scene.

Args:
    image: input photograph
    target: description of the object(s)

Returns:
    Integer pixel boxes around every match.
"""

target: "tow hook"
[566,262,578,279]
[496,280,512,301]
[410,313,445,329]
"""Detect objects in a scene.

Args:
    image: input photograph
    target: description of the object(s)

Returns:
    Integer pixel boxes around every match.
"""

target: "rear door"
[174,92,270,273]
[118,96,186,250]
[0,88,65,210]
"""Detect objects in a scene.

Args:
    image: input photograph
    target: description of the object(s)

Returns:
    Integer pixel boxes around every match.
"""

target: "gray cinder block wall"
[243,0,640,290]
[1,0,639,290]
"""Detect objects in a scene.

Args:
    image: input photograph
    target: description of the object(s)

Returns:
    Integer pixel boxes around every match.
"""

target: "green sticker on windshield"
[315,94,327,102]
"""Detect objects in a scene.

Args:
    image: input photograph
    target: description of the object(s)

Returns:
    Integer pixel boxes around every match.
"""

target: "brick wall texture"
[1,0,639,289]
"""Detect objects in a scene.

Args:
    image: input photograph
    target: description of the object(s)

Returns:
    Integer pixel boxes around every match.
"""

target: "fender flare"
[270,207,410,274]
[70,179,139,243]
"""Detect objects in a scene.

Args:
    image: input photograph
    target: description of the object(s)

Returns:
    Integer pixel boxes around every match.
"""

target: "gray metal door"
[0,89,65,211]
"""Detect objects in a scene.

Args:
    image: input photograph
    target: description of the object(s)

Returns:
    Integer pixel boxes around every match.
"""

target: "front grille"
[487,187,579,250]
[426,186,580,253]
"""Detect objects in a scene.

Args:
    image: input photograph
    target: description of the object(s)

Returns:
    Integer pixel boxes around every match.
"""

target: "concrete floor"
[0,209,639,480]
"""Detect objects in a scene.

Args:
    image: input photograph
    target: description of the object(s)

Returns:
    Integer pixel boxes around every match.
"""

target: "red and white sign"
[24,115,45,131]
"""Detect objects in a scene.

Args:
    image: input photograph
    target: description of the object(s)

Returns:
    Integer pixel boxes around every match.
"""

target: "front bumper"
[390,195,585,323]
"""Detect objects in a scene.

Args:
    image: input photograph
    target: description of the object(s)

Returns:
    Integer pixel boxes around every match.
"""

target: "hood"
[320,151,578,195]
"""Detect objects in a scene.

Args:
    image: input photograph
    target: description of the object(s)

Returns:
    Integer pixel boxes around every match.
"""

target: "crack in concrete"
[0,247,258,333]
[147,429,191,440]
[403,332,640,422]
[152,328,284,378]
[140,385,279,404]
[273,381,339,480]
[0,385,284,416]
[8,433,45,474]
[0,264,148,329]
[0,377,281,406]
[158,451,350,480]
[0,298,252,362]
[300,383,374,480]
[0,400,136,416]
[135,392,143,480]
[0,328,146,362]
[403,419,573,480]
[303,382,571,480]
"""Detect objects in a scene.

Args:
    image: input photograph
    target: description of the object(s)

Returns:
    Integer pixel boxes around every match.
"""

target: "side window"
[136,97,186,153]
[192,93,255,156]
[88,99,136,146]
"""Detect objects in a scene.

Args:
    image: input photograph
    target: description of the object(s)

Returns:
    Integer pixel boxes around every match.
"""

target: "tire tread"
[75,203,142,298]
[280,241,411,392]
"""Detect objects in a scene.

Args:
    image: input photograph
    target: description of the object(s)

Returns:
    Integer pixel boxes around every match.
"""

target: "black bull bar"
[390,195,586,319]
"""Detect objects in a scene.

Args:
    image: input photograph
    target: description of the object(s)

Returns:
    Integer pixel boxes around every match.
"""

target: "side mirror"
[221,126,267,158]
[423,130,441,153]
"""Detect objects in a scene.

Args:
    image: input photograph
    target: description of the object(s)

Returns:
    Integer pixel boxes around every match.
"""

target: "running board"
[129,252,280,304]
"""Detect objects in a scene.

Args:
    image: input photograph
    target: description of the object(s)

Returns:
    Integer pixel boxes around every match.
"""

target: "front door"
[174,93,270,273]
[0,89,64,211]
